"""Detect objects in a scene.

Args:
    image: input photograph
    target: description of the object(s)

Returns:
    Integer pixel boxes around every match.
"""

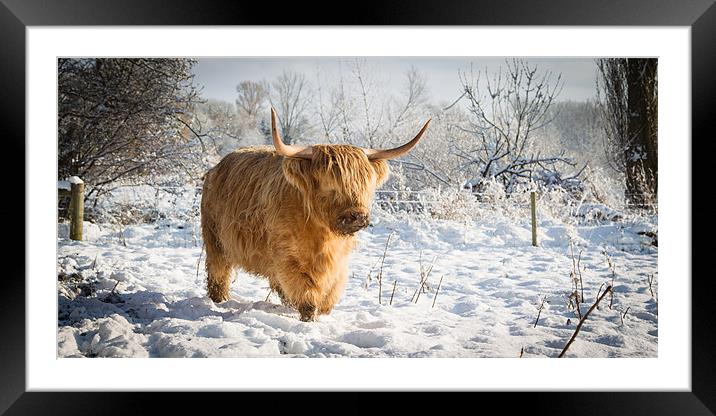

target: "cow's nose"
[337,210,369,233]
[348,211,368,225]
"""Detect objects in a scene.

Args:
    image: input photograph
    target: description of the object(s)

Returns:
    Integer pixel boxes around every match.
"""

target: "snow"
[58,180,71,191]
[57,186,657,358]
[68,176,84,184]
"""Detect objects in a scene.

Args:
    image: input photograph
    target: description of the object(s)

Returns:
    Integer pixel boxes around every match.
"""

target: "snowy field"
[57,186,658,358]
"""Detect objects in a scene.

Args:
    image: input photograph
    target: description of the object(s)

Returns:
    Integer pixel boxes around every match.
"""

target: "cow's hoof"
[298,305,318,322]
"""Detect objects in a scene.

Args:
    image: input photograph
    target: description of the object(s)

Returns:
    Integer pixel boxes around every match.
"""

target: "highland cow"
[200,108,431,321]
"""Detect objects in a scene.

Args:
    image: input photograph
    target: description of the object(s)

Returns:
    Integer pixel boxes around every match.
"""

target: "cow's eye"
[319,189,335,201]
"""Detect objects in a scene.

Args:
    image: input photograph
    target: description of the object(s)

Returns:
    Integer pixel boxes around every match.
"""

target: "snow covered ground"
[57,187,658,358]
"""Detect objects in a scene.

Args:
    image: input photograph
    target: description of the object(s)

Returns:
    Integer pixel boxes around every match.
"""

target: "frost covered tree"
[366,64,447,188]
[314,80,342,143]
[545,100,608,170]
[58,58,202,197]
[314,59,385,148]
[391,102,457,190]
[453,59,582,192]
[235,80,268,118]
[384,66,429,144]
[193,97,274,157]
[268,70,312,145]
[313,61,448,189]
[597,58,658,207]
[192,99,239,156]
[349,59,386,148]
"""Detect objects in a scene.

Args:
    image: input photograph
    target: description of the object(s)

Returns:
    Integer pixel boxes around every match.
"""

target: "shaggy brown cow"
[200,108,431,321]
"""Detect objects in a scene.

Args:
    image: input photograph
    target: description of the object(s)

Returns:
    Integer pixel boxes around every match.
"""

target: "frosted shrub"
[475,178,507,203]
[424,188,481,221]
[471,181,532,223]
[535,187,577,224]
[85,183,201,227]
[582,167,625,210]
[403,178,631,227]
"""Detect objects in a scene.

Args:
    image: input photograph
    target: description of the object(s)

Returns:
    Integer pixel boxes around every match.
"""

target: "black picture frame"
[2,0,711,414]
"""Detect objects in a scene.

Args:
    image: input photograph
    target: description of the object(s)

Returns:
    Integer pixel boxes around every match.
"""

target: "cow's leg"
[203,221,232,302]
[206,253,231,302]
[278,270,322,322]
[297,303,318,322]
[317,274,348,315]
[269,280,290,306]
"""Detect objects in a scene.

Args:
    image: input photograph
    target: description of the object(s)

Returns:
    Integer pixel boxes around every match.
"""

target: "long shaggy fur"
[201,145,389,321]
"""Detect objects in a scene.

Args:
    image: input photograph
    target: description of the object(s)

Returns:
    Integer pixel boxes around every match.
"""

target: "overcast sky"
[192,57,598,106]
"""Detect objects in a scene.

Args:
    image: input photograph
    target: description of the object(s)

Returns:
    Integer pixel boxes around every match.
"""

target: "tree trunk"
[643,59,658,198]
[625,58,658,208]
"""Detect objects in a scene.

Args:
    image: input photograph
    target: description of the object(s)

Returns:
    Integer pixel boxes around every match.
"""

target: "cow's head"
[272,108,431,235]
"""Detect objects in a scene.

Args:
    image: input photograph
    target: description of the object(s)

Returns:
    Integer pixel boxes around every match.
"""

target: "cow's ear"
[371,159,390,187]
[282,158,315,194]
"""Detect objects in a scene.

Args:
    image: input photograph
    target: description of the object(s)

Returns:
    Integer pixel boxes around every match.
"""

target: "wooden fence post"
[530,191,537,247]
[69,177,85,241]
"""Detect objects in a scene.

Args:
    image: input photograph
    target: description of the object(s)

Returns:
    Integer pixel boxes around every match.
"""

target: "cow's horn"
[271,108,313,159]
[364,118,432,160]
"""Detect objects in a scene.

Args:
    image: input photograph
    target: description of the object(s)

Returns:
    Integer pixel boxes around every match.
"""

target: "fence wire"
[63,184,657,227]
